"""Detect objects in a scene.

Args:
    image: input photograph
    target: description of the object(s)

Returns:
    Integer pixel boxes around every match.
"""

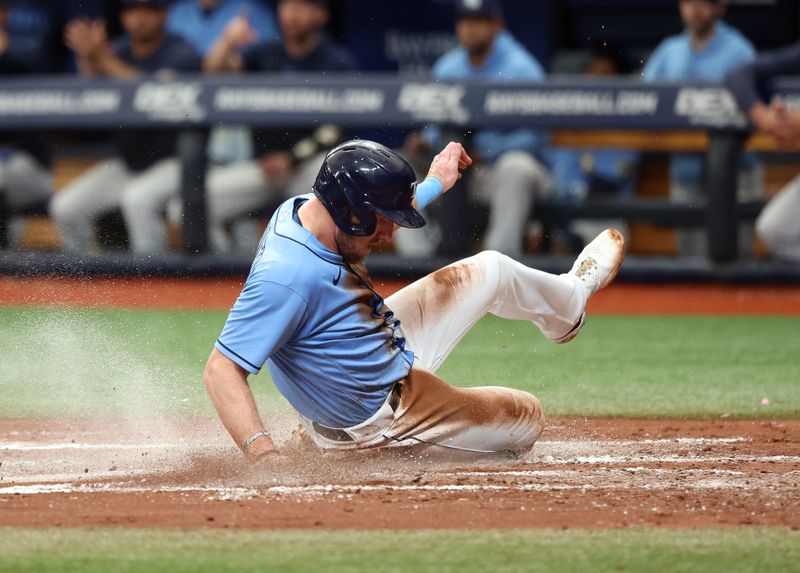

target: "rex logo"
[133,82,206,123]
[674,87,746,128]
[397,83,470,124]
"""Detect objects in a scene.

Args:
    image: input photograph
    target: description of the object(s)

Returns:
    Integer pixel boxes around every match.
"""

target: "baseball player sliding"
[204,140,625,461]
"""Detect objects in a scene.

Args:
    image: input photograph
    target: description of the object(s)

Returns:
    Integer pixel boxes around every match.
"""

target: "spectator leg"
[670,180,706,256]
[0,152,54,248]
[1,152,53,210]
[736,164,763,258]
[484,151,551,257]
[49,159,130,254]
[0,159,7,249]
[756,174,800,263]
[119,158,181,255]
[202,161,270,254]
[285,152,327,198]
[0,191,7,250]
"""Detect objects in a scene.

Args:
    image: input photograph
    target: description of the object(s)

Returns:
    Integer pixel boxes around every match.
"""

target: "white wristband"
[242,431,270,449]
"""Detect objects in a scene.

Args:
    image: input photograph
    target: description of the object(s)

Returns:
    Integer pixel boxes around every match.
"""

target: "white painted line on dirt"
[0,436,747,453]
[540,438,748,446]
[534,454,800,465]
[2,470,154,483]
[454,468,747,478]
[5,472,798,497]
[0,483,259,497]
[0,442,179,451]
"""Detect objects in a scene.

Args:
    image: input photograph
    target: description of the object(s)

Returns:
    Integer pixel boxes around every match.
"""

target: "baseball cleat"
[554,229,625,345]
[568,228,625,298]
[552,312,585,345]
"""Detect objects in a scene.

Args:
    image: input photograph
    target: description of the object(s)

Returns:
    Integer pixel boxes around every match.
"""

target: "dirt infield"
[2,276,800,315]
[1,417,798,530]
[2,278,798,531]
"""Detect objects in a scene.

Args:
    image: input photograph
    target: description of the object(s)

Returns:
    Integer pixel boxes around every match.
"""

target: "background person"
[401,0,550,258]
[174,0,356,253]
[50,0,202,255]
[727,42,800,264]
[167,0,278,56]
[167,0,280,166]
[642,0,759,257]
[0,0,55,249]
[544,43,641,251]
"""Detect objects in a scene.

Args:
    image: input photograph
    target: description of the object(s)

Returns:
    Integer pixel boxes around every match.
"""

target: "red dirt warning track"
[1,276,800,314]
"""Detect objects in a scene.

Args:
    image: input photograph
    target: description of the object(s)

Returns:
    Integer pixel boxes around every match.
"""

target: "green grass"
[0,527,798,573]
[2,307,798,419]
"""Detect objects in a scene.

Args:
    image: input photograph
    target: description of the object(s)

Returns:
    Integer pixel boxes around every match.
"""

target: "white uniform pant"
[306,250,588,458]
[0,151,52,209]
[394,150,551,258]
[670,166,762,257]
[168,153,326,253]
[757,174,800,263]
[479,151,552,256]
[0,151,53,246]
[49,157,180,254]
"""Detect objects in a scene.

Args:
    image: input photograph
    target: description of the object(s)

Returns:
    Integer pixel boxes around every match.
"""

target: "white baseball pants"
[0,151,53,246]
[168,153,326,253]
[49,157,180,254]
[306,250,588,458]
[0,151,52,210]
[756,174,800,263]
[393,150,552,258]
[670,165,763,257]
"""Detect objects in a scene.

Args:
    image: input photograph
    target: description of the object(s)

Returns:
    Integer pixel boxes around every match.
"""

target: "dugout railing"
[0,75,798,274]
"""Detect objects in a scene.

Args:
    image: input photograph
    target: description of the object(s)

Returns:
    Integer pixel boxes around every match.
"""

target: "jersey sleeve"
[215,280,308,374]
[642,42,667,82]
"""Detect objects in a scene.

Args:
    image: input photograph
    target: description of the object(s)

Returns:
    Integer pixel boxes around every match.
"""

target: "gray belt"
[312,384,402,442]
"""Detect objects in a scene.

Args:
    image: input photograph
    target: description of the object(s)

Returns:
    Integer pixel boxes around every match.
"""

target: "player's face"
[278,0,327,44]
[334,213,395,264]
[120,6,167,43]
[678,0,721,37]
[456,16,502,57]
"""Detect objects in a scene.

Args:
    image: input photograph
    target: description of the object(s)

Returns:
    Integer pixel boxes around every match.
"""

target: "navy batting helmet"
[312,140,426,237]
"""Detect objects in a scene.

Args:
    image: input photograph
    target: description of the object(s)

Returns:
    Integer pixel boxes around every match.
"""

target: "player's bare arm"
[410,142,473,215]
[203,349,279,460]
[203,12,256,73]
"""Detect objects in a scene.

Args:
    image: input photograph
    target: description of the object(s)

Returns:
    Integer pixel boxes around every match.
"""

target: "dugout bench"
[1,76,799,264]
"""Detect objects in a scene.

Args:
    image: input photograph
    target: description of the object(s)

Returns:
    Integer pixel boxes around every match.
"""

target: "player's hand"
[260,152,294,180]
[223,10,259,49]
[768,98,800,143]
[64,18,107,59]
[426,141,473,192]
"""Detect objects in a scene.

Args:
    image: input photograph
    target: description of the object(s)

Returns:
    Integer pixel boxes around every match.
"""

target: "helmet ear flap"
[343,193,377,236]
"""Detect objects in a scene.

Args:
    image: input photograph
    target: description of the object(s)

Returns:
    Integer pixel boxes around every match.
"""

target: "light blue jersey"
[425,31,547,164]
[215,195,414,428]
[167,0,279,55]
[643,21,756,183]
